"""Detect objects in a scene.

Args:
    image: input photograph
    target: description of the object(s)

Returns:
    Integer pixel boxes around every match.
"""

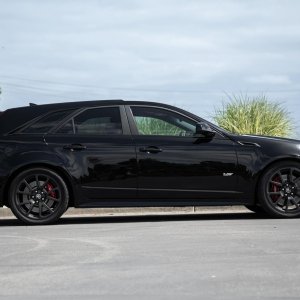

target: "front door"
[128,105,239,201]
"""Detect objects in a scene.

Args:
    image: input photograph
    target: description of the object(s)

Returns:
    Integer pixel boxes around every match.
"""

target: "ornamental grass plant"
[134,116,182,135]
[213,94,293,137]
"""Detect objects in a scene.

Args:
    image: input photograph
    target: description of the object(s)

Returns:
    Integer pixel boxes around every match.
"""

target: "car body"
[1,99,300,224]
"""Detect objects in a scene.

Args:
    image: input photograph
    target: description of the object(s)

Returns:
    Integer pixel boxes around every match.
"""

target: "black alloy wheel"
[9,168,69,225]
[258,161,300,218]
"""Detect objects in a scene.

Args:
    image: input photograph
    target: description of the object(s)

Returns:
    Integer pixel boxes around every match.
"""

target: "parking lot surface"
[0,212,300,299]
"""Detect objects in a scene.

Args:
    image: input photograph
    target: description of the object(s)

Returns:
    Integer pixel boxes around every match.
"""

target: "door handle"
[63,144,87,151]
[139,146,163,154]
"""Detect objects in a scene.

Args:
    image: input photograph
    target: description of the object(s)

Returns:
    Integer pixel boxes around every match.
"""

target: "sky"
[0,0,300,135]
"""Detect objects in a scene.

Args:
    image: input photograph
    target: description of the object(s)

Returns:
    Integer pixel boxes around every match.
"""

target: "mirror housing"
[194,122,216,139]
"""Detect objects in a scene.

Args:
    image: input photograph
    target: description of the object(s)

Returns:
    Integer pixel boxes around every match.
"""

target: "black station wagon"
[1,99,300,224]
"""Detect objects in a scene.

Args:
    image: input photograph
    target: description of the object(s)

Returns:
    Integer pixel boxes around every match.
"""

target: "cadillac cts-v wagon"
[0,99,300,224]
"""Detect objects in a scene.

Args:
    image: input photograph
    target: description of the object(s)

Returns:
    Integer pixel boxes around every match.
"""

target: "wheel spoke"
[47,196,60,202]
[274,196,283,205]
[285,199,290,211]
[35,175,40,188]
[288,168,294,182]
[17,200,31,206]
[43,202,54,213]
[38,201,43,218]
[268,191,281,195]
[47,187,59,194]
[23,180,32,192]
[294,177,300,186]
[290,198,299,208]
[26,203,35,216]
[277,171,284,183]
[17,190,31,196]
[41,177,50,190]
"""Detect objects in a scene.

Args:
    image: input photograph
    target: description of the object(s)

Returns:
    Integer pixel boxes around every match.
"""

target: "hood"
[230,133,300,147]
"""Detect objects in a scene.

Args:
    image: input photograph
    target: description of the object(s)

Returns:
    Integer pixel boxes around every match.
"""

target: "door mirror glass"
[194,122,216,139]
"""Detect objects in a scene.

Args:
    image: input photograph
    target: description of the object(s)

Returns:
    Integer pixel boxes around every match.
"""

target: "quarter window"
[57,107,122,135]
[21,110,73,134]
[131,106,196,136]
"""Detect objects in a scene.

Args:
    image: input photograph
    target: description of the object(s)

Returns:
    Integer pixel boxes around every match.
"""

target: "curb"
[0,206,250,218]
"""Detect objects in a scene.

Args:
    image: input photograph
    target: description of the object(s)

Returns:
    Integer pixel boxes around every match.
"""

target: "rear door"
[126,105,240,201]
[44,105,138,206]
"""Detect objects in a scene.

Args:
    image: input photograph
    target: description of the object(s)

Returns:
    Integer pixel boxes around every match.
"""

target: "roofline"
[0,98,232,138]
[5,99,184,111]
[27,99,125,109]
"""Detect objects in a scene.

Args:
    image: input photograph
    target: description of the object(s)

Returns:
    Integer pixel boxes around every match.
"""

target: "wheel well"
[3,163,75,208]
[254,157,300,204]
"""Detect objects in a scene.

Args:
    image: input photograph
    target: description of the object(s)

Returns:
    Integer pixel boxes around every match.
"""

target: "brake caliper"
[46,183,56,198]
[271,176,281,202]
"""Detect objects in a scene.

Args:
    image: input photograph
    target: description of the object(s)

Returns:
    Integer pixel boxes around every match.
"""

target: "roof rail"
[29,103,37,106]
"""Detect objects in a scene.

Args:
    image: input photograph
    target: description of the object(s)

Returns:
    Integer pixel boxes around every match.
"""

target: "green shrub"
[135,117,182,135]
[213,94,293,137]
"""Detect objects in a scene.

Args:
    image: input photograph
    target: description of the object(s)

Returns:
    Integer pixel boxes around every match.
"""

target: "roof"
[0,99,190,135]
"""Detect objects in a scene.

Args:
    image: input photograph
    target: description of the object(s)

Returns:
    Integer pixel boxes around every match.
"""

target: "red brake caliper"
[271,176,281,202]
[46,183,56,198]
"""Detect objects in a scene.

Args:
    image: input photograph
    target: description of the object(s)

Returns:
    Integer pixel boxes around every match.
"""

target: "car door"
[44,105,138,206]
[126,105,240,201]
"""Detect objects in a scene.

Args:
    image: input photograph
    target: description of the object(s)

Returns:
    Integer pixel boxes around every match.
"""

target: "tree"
[213,94,293,137]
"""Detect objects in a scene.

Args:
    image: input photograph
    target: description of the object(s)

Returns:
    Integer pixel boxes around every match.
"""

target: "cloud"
[246,75,292,85]
[0,0,299,137]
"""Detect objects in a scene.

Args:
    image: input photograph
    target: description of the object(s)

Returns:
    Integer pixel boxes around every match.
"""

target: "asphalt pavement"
[0,211,300,299]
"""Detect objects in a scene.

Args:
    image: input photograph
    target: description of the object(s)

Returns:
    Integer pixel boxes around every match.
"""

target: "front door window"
[131,106,196,137]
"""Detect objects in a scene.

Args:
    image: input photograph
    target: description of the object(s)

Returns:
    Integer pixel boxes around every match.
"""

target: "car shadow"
[0,211,271,227]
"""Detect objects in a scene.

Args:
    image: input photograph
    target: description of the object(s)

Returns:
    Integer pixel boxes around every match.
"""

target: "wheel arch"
[3,162,77,208]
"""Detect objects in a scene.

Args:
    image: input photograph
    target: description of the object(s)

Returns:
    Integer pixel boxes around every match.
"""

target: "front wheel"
[258,161,300,218]
[9,168,69,225]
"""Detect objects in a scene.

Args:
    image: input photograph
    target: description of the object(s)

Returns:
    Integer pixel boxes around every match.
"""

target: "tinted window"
[22,110,73,134]
[57,107,122,135]
[56,120,74,134]
[131,106,196,136]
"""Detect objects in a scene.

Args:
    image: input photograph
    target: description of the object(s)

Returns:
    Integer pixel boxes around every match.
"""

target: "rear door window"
[56,107,123,135]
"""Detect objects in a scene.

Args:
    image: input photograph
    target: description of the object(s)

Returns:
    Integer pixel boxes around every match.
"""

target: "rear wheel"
[9,168,69,225]
[258,161,300,218]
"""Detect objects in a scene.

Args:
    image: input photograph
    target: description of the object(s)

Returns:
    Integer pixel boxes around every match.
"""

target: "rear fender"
[0,151,81,207]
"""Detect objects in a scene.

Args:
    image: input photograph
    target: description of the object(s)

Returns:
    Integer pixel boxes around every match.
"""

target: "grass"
[134,116,182,135]
[213,94,293,137]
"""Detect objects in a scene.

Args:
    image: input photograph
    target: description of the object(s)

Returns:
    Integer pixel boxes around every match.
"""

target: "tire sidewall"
[9,168,69,225]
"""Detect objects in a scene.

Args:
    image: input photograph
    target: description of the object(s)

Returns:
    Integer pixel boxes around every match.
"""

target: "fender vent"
[238,141,261,147]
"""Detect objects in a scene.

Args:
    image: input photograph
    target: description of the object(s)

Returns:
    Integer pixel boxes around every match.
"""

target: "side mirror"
[194,122,216,139]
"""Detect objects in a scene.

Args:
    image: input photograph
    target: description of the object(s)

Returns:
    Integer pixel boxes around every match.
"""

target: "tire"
[9,168,69,225]
[245,205,266,215]
[258,161,300,218]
